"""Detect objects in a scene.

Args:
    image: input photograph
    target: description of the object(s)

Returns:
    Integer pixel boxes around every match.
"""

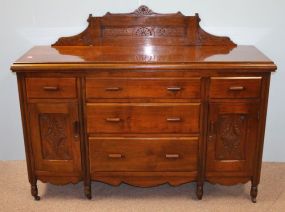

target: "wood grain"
[89,137,198,172]
[10,5,276,201]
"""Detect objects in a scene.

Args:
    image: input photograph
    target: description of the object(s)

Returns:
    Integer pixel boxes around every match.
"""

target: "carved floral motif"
[134,27,154,36]
[104,27,185,37]
[216,115,246,160]
[39,114,71,160]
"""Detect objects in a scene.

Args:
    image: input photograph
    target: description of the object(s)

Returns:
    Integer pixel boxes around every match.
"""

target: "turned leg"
[196,183,203,200]
[84,184,92,200]
[31,181,40,201]
[250,184,258,203]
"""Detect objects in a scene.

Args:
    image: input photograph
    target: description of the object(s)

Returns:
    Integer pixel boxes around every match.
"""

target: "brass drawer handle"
[167,87,182,92]
[105,118,121,122]
[43,86,59,91]
[229,86,245,91]
[165,154,180,159]
[105,87,122,91]
[108,154,123,158]
[167,117,182,122]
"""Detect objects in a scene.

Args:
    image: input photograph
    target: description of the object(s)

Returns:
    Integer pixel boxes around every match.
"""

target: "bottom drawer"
[89,137,198,172]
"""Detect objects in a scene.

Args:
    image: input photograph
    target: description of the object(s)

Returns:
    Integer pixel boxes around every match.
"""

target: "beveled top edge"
[12,45,275,65]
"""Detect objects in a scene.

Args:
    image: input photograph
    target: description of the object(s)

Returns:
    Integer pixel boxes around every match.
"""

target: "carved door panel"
[29,102,81,174]
[206,102,259,175]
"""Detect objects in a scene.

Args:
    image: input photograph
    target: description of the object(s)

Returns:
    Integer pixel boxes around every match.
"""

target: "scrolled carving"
[39,114,71,160]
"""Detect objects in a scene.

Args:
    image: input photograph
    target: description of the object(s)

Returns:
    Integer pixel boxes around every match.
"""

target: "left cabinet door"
[28,102,81,175]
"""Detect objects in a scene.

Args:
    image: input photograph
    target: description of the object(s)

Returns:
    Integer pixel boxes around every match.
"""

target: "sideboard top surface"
[11,45,276,72]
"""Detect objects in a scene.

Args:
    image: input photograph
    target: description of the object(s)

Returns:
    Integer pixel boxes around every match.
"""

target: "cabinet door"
[29,102,81,174]
[206,102,259,175]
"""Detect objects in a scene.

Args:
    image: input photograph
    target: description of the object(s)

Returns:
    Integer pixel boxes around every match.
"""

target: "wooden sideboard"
[11,6,276,202]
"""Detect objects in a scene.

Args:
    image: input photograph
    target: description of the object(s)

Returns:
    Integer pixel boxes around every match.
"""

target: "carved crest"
[133,5,155,16]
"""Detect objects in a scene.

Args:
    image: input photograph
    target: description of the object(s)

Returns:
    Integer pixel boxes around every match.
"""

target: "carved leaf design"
[39,114,71,160]
[215,114,246,160]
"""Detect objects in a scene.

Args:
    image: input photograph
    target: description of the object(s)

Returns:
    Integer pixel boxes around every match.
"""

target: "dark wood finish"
[10,6,276,202]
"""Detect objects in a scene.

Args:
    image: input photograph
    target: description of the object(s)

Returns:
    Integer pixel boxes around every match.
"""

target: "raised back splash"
[53,5,236,47]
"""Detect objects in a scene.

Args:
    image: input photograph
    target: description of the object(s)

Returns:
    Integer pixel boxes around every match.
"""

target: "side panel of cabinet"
[206,102,259,176]
[28,102,81,175]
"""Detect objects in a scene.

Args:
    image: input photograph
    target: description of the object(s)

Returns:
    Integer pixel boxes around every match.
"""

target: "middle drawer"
[87,103,200,134]
[86,78,201,99]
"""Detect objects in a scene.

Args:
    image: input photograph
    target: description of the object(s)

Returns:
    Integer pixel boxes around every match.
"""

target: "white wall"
[0,0,284,161]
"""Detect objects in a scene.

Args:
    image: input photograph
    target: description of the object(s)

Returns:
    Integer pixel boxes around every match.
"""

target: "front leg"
[196,183,203,200]
[250,184,258,203]
[31,181,40,201]
[84,183,92,200]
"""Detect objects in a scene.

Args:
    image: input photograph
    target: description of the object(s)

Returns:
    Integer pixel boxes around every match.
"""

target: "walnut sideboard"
[11,6,276,202]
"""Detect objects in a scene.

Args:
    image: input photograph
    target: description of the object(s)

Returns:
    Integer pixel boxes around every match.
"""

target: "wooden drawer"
[86,78,201,99]
[86,103,200,134]
[26,77,77,98]
[89,137,198,172]
[209,77,261,99]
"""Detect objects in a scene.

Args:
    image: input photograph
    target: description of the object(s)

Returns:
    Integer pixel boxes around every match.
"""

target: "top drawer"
[209,77,262,99]
[26,77,77,99]
[86,78,201,99]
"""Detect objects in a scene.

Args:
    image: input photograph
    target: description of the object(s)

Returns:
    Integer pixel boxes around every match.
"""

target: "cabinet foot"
[84,185,92,200]
[250,185,258,203]
[31,183,40,201]
[196,184,203,200]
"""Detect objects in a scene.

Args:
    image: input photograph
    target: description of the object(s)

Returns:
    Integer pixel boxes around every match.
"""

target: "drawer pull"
[105,87,121,91]
[167,87,182,92]
[167,117,182,122]
[108,154,123,158]
[43,86,59,91]
[73,121,80,139]
[229,86,245,91]
[165,154,180,159]
[105,118,121,122]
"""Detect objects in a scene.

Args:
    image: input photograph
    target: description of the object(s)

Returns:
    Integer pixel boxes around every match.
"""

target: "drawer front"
[26,77,77,98]
[86,78,201,99]
[87,103,200,134]
[89,137,198,172]
[209,77,261,99]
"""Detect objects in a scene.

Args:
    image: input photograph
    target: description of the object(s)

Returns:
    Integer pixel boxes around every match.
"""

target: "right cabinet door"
[206,102,259,176]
